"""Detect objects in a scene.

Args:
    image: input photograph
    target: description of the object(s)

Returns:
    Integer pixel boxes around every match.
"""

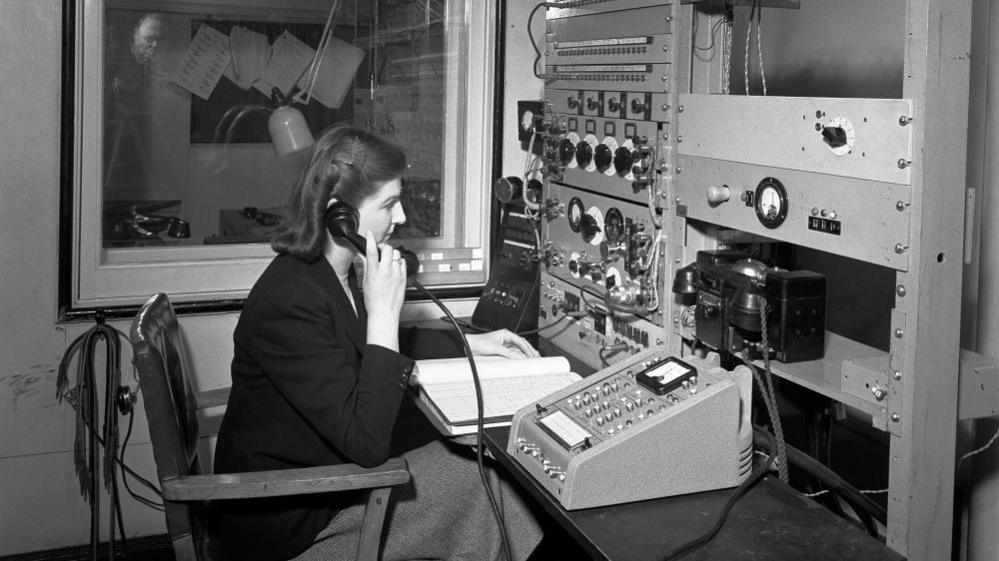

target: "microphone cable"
[412,279,513,561]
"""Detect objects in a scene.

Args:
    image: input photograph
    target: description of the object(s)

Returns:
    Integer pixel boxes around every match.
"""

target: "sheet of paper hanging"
[255,30,313,97]
[170,24,231,100]
[297,35,366,109]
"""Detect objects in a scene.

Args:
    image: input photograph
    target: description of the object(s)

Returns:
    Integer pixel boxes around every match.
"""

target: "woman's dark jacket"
[213,254,461,560]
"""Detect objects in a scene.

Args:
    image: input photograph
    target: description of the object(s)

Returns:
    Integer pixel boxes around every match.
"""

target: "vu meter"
[754,177,788,229]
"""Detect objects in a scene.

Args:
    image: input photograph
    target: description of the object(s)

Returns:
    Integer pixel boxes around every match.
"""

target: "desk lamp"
[268,0,345,156]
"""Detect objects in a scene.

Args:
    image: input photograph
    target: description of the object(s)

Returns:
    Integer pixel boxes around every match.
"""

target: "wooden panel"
[161,458,410,501]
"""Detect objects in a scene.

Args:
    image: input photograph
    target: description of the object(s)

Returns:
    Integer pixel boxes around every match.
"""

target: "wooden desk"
[484,427,904,561]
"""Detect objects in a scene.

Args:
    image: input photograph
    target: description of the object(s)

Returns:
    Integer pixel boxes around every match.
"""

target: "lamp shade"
[268,105,314,156]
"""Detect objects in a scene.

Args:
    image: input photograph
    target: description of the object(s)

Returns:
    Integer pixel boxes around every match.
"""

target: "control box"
[508,349,753,509]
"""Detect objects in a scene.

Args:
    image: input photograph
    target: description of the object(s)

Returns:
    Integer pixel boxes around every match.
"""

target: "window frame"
[59,0,503,320]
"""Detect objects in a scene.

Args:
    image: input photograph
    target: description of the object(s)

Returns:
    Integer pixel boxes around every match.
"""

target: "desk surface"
[484,427,904,561]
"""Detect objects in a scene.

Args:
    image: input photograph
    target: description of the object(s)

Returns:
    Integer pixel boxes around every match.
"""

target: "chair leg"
[356,487,393,561]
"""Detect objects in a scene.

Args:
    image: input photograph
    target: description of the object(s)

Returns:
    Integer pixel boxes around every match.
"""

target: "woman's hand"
[466,329,540,359]
[362,231,406,350]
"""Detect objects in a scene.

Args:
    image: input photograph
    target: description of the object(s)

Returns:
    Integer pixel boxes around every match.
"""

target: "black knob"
[613,147,635,175]
[575,141,593,167]
[821,126,848,148]
[580,213,601,243]
[559,138,576,164]
[593,144,613,172]
[587,97,601,111]
[607,98,621,113]
[567,96,579,109]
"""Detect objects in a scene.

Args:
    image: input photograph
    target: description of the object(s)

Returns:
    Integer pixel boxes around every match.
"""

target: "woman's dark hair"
[271,125,407,261]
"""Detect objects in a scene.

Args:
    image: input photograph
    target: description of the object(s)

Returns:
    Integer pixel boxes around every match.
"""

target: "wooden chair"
[129,293,410,561]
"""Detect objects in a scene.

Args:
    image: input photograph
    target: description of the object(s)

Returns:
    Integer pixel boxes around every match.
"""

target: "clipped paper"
[224,26,269,90]
[257,30,313,97]
[298,35,365,109]
[171,25,231,100]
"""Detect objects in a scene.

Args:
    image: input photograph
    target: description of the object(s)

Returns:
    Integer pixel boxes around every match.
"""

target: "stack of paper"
[411,356,580,436]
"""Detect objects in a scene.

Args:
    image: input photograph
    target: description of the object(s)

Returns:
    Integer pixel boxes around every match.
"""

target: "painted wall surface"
[0,0,530,555]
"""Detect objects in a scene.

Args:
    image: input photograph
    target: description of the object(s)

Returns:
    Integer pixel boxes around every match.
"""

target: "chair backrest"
[129,293,205,559]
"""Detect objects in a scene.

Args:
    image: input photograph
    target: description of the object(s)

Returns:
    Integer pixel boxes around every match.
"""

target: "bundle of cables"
[55,314,163,560]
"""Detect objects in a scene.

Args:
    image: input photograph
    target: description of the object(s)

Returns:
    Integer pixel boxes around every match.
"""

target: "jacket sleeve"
[399,324,465,359]
[241,279,414,468]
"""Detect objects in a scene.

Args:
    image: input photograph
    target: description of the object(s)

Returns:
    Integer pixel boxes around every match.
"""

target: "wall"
[0,0,533,555]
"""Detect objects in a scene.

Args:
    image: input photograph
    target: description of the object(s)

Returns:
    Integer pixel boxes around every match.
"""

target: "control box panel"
[508,349,752,510]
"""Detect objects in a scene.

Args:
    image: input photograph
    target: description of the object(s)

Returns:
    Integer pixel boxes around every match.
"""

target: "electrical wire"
[413,279,512,561]
[958,424,999,473]
[752,426,887,537]
[662,428,778,560]
[55,318,138,561]
[526,3,547,80]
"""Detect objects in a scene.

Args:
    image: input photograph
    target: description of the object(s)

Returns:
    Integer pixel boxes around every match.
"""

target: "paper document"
[170,25,231,100]
[411,356,580,436]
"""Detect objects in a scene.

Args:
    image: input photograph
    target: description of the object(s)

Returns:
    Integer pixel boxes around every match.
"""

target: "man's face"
[131,15,164,64]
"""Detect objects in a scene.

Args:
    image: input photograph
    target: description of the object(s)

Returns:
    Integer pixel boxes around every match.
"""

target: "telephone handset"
[326,200,420,278]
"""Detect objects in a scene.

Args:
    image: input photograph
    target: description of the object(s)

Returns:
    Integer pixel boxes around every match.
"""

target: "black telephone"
[326,200,420,278]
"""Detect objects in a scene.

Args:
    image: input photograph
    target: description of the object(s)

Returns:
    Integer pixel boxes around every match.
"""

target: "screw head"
[893,370,902,381]
[894,328,904,338]
[896,201,907,211]
[891,413,901,422]
[896,285,907,297]
[678,105,684,113]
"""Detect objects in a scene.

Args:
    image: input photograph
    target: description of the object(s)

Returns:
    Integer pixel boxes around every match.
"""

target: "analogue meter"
[754,177,788,229]
[567,197,585,232]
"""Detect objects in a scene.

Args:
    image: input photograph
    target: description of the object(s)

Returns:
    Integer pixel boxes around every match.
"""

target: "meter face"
[754,177,788,229]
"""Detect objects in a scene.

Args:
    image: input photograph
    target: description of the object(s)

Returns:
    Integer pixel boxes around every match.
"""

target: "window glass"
[66,0,494,313]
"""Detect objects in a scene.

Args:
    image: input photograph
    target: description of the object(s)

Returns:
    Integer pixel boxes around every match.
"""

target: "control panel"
[508,349,752,510]
[536,1,678,371]
[539,272,662,369]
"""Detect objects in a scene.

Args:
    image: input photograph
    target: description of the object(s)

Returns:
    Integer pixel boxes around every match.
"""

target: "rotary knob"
[579,213,601,243]
[613,146,635,175]
[593,143,613,172]
[575,141,594,168]
[558,138,576,165]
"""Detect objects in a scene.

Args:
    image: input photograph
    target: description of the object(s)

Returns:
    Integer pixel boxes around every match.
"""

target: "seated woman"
[213,125,544,561]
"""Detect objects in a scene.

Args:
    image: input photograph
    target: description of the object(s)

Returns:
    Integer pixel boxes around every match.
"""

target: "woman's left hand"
[466,329,540,359]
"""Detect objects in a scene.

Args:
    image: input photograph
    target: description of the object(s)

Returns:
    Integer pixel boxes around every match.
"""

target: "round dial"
[754,177,788,229]
[604,207,624,242]
[583,206,605,246]
[567,197,585,232]
[821,116,855,157]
